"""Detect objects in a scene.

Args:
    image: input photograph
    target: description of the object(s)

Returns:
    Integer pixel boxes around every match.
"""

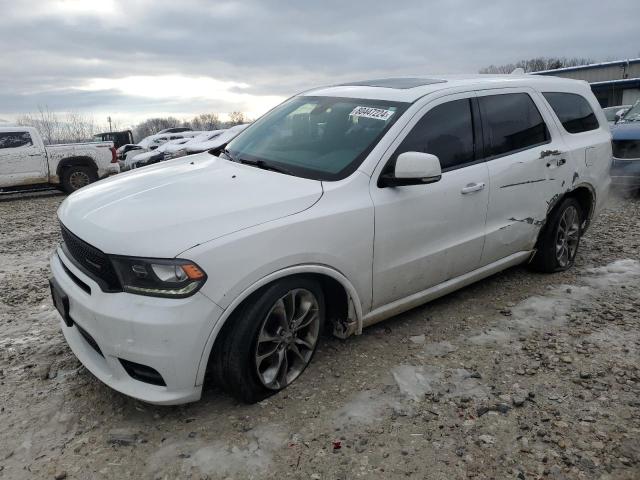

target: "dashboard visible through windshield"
[223,96,409,181]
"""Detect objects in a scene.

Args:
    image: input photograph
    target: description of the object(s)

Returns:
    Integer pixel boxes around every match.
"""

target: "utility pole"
[107,116,112,132]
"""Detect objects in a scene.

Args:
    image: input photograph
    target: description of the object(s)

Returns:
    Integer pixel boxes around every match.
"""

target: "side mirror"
[379,152,442,188]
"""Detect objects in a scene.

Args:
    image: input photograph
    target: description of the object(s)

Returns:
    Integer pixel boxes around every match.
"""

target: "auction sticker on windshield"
[349,106,395,121]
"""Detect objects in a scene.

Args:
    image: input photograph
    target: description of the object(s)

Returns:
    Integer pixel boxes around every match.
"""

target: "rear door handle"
[461,182,486,194]
[540,149,563,158]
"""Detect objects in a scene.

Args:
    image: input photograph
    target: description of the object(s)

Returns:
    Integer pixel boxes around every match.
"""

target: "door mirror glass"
[380,152,442,187]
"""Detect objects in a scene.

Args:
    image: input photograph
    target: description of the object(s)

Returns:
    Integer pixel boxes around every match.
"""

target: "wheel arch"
[194,264,364,387]
[533,182,596,257]
[56,156,98,177]
[566,183,596,230]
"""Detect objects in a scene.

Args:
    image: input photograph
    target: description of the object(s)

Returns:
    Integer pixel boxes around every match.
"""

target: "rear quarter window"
[542,92,600,134]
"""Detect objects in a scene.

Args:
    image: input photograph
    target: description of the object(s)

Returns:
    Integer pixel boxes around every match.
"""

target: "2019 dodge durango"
[49,74,611,404]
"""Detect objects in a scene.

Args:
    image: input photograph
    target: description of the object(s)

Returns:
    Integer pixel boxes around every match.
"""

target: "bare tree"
[228,111,246,125]
[133,117,183,139]
[189,113,221,131]
[479,57,595,74]
[16,106,102,144]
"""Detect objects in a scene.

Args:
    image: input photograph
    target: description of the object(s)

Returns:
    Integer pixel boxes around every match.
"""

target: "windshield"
[224,96,409,180]
[621,101,640,123]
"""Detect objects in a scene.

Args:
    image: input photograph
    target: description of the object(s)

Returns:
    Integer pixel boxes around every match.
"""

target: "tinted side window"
[393,98,475,170]
[543,92,599,134]
[0,131,33,150]
[479,93,549,157]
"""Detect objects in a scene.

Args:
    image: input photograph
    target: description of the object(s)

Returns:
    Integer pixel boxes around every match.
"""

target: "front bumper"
[50,248,223,405]
[611,157,640,189]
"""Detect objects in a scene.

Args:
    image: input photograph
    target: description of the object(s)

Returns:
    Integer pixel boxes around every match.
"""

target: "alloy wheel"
[254,288,320,390]
[555,205,580,267]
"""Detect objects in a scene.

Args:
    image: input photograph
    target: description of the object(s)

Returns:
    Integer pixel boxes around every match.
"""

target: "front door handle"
[461,182,486,194]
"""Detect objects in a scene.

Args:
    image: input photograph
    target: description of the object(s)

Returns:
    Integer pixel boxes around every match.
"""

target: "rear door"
[370,93,490,309]
[478,88,569,265]
[0,130,48,188]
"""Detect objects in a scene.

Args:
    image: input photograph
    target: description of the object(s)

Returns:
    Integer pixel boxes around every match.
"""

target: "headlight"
[111,257,207,298]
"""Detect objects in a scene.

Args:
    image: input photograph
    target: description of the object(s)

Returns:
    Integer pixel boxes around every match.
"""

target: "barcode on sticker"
[349,106,395,121]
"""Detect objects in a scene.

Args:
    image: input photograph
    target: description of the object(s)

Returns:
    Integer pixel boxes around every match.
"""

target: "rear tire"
[529,197,583,273]
[61,166,97,193]
[212,277,325,403]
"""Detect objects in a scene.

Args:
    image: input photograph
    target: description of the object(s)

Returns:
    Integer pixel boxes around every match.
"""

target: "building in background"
[534,58,640,107]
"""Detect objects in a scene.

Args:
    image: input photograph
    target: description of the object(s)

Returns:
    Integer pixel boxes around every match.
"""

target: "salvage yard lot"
[0,192,639,479]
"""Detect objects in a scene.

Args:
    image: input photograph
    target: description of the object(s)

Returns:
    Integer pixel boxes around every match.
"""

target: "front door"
[0,131,47,188]
[370,93,490,309]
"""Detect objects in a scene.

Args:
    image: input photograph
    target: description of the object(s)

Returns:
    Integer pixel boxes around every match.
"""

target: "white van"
[50,74,611,404]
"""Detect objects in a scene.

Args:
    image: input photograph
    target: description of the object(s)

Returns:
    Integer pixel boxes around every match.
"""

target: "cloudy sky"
[1,0,638,128]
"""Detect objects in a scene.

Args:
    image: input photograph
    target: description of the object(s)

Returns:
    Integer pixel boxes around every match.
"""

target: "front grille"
[612,140,640,159]
[60,223,121,292]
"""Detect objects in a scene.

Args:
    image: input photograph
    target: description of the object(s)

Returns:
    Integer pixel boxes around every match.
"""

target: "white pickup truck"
[0,126,120,193]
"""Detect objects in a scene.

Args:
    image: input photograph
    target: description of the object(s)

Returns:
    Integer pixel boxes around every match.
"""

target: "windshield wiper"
[239,158,293,176]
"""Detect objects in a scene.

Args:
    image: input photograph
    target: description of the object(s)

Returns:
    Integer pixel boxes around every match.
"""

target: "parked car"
[156,127,193,134]
[0,126,119,193]
[116,143,143,162]
[125,138,192,170]
[602,105,631,126]
[162,131,217,158]
[126,126,252,169]
[118,131,202,170]
[610,100,640,191]
[50,75,610,405]
[93,130,134,149]
[168,125,251,160]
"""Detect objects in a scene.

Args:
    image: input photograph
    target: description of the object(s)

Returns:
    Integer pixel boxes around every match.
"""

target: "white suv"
[50,75,611,404]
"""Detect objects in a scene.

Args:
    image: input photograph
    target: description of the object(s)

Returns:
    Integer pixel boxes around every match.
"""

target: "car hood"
[58,154,324,258]
[611,122,640,140]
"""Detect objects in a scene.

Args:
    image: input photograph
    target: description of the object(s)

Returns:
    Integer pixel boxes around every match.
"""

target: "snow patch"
[333,390,399,426]
[392,365,489,402]
[467,259,639,345]
[183,424,287,477]
[467,328,512,346]
[421,340,458,356]
[583,259,640,288]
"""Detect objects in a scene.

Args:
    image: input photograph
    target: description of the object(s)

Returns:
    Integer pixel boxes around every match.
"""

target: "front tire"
[529,197,583,272]
[212,277,325,403]
[61,166,98,193]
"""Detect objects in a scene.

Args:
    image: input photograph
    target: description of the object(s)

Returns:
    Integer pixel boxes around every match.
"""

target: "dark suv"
[611,100,640,192]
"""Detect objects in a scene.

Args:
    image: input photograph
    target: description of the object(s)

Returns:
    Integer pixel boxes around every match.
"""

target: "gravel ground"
[0,190,639,480]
